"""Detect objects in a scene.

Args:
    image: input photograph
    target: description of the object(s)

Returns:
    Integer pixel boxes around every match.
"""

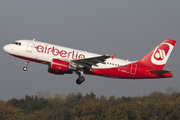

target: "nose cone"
[3,45,8,52]
[3,45,10,53]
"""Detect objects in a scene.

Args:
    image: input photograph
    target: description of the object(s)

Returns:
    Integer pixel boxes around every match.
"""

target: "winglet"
[110,54,116,59]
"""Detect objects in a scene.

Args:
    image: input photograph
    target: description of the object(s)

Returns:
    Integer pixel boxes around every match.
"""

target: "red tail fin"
[137,39,176,70]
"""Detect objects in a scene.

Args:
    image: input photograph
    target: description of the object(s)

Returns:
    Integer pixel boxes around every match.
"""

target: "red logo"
[35,44,85,59]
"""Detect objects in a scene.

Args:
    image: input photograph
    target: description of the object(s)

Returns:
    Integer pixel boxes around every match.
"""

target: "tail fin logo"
[151,43,173,65]
[155,49,166,60]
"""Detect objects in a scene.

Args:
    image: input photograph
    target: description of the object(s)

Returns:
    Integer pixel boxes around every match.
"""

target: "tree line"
[0,88,180,120]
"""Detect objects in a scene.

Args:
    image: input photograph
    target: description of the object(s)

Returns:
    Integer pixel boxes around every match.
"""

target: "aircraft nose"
[3,45,10,53]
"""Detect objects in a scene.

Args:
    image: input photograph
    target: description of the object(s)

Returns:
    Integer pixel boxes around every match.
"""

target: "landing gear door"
[130,64,137,75]
[26,41,34,52]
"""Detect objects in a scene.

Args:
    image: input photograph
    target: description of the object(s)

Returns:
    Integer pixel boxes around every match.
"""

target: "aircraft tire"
[76,79,82,85]
[76,76,85,85]
[23,67,27,71]
[79,76,85,83]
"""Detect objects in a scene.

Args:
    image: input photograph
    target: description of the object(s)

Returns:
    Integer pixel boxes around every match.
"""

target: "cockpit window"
[12,42,21,46]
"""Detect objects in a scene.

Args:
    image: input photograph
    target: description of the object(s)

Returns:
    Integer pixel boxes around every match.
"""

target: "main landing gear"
[23,60,29,71]
[76,70,85,85]
[76,76,85,85]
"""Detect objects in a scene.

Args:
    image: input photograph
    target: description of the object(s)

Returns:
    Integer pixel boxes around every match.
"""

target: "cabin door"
[130,64,137,75]
[26,41,34,52]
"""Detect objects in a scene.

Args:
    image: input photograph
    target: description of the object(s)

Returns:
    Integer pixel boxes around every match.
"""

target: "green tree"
[105,102,132,120]
[73,101,105,120]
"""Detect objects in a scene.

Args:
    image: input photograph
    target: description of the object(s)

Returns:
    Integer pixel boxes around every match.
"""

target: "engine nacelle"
[51,59,70,71]
[48,59,75,75]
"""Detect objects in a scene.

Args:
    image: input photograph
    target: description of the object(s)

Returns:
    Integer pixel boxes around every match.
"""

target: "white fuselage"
[4,40,132,69]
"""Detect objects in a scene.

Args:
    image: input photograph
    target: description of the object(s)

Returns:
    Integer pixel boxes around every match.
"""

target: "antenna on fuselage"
[33,38,35,41]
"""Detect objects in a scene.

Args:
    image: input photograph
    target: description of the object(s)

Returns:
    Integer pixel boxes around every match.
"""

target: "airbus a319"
[3,39,176,85]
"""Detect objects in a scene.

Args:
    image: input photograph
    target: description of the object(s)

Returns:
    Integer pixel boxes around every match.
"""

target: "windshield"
[12,42,21,46]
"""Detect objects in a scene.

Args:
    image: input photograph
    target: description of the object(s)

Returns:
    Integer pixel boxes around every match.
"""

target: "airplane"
[3,39,176,85]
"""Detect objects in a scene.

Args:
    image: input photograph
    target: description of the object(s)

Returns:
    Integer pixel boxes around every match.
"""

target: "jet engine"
[48,59,75,75]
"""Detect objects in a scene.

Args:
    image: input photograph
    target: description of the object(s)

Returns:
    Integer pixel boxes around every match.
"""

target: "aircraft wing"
[72,54,116,69]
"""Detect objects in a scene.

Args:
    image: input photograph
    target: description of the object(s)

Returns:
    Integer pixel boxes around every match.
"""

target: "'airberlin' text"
[36,45,85,59]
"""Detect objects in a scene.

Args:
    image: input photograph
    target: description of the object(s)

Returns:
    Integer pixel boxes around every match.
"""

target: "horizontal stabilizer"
[148,70,171,75]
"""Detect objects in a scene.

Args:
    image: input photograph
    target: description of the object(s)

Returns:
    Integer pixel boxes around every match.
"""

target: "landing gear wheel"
[76,76,85,85]
[79,76,85,83]
[23,67,27,71]
[76,79,82,85]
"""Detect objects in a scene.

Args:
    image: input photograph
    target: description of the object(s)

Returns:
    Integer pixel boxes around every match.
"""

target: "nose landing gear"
[23,60,29,71]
